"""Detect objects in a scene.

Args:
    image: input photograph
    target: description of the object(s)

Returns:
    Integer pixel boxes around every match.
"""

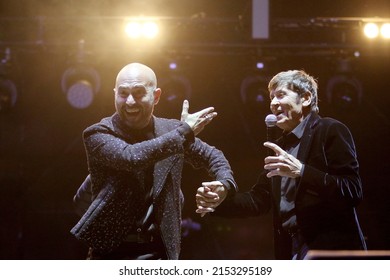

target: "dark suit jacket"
[71,113,237,259]
[215,113,367,259]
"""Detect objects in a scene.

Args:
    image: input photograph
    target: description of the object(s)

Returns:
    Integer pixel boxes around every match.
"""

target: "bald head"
[114,63,161,129]
[115,63,157,91]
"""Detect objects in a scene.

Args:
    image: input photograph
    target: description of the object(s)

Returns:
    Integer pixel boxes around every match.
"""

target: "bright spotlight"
[125,22,142,38]
[125,20,159,39]
[363,22,379,38]
[380,23,390,39]
[61,65,100,109]
[143,21,159,38]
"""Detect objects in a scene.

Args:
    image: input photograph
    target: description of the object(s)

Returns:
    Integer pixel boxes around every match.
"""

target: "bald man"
[70,63,237,260]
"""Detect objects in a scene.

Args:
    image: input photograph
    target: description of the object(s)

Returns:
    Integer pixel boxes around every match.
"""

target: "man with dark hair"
[196,70,366,260]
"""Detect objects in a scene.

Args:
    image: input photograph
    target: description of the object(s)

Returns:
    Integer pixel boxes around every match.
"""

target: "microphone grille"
[265,114,277,127]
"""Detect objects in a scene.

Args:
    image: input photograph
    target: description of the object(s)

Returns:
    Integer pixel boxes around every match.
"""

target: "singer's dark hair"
[268,70,319,113]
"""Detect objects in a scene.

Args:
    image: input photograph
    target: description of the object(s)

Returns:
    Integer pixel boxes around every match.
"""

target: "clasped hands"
[179,99,225,216]
[195,141,303,216]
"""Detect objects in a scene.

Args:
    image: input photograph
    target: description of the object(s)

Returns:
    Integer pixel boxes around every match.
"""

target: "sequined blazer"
[71,113,237,259]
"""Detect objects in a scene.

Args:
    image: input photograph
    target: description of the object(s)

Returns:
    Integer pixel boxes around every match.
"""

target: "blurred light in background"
[169,62,177,70]
[0,79,17,113]
[380,23,390,39]
[124,19,159,39]
[326,58,362,111]
[157,61,191,115]
[61,65,100,109]
[326,67,363,112]
[0,48,17,113]
[159,74,191,104]
[326,75,362,111]
[364,23,379,38]
[363,21,390,39]
[240,74,270,115]
[61,40,100,109]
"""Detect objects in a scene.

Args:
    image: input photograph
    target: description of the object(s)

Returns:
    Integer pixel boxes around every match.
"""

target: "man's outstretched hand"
[181,100,217,136]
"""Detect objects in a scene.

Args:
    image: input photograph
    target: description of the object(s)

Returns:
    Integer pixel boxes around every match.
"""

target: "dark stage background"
[0,0,389,259]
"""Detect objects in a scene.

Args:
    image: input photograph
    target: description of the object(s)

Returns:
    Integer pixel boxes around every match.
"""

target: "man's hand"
[195,181,227,217]
[263,141,302,178]
[181,100,217,136]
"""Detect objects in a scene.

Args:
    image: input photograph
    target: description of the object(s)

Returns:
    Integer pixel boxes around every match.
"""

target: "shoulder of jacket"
[83,116,114,135]
[154,116,183,128]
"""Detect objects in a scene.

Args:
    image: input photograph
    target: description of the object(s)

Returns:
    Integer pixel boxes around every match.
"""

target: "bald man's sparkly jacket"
[70,113,237,259]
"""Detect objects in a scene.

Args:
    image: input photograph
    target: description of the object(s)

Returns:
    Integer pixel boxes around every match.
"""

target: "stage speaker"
[305,250,390,260]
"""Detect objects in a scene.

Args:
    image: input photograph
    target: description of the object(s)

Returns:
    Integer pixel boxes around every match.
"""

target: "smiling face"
[114,63,161,129]
[268,70,317,132]
[269,86,309,132]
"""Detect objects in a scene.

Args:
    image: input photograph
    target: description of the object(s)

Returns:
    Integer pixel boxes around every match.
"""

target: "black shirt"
[280,114,311,233]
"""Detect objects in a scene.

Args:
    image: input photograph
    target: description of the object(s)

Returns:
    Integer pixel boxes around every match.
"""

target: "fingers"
[196,185,220,217]
[196,193,219,206]
[195,206,215,217]
[181,100,189,121]
[263,141,284,155]
[195,107,215,118]
[264,155,302,178]
[202,181,223,189]
[203,112,218,123]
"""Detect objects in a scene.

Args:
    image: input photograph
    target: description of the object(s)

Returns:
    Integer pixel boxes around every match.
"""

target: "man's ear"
[301,91,312,108]
[153,88,162,105]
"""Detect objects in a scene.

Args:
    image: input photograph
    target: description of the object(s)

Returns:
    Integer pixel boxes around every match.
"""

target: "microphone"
[265,114,277,143]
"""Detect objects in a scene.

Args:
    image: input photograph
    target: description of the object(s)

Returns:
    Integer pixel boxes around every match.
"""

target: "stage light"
[0,78,17,113]
[169,62,177,70]
[380,23,390,38]
[125,21,142,38]
[0,48,17,113]
[326,75,362,111]
[142,21,159,38]
[240,75,270,115]
[159,74,191,104]
[256,62,265,69]
[124,20,159,39]
[61,65,100,109]
[363,23,379,38]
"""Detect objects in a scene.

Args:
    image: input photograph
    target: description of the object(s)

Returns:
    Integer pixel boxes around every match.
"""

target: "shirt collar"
[282,113,312,143]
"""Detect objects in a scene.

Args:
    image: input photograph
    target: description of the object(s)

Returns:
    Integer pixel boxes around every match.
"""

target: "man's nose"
[126,94,135,105]
[270,97,279,108]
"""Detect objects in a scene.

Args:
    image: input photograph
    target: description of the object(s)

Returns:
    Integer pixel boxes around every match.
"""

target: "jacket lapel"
[297,113,320,163]
[152,117,180,198]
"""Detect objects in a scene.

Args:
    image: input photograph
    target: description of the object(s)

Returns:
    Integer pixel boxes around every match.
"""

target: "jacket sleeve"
[214,170,272,218]
[299,119,363,207]
[184,137,238,192]
[83,122,192,173]
[73,175,93,217]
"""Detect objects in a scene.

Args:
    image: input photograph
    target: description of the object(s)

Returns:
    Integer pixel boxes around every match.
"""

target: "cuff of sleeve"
[177,122,195,147]
[219,179,237,198]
